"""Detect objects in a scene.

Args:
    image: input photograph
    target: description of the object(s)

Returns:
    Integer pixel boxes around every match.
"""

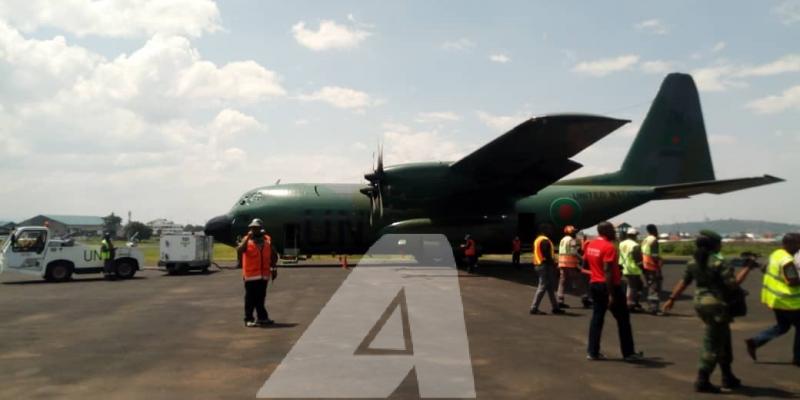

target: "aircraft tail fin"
[616,72,715,185]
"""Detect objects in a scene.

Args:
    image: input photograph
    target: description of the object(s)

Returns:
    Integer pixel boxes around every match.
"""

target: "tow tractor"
[0,226,144,282]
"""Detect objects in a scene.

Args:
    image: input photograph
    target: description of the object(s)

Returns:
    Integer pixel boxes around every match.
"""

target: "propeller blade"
[378,186,384,218]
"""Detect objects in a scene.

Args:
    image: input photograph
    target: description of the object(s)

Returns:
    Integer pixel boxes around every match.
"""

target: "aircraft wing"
[450,114,629,198]
[653,175,784,199]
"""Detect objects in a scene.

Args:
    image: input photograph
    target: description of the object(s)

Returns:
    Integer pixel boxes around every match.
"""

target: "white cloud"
[291,20,370,51]
[774,0,800,25]
[736,54,800,77]
[573,54,640,77]
[298,86,376,110]
[712,41,726,53]
[709,134,738,145]
[640,60,673,74]
[690,65,745,92]
[441,38,474,52]
[211,109,263,137]
[745,85,800,114]
[381,123,468,164]
[415,111,461,123]
[476,111,529,132]
[489,53,510,63]
[634,19,669,35]
[0,0,221,38]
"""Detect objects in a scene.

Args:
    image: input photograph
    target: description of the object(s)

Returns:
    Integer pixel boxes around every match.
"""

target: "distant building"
[147,218,184,236]
[17,214,104,237]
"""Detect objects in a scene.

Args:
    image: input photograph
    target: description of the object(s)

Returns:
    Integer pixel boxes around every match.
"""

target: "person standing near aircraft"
[619,228,645,312]
[745,233,800,367]
[237,219,278,327]
[557,225,589,309]
[462,234,478,273]
[642,224,663,315]
[511,236,521,268]
[585,221,642,361]
[663,230,756,392]
[530,223,565,315]
[100,232,115,280]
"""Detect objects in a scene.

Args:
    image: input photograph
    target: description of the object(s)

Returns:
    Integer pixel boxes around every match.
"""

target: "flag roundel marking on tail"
[549,197,582,227]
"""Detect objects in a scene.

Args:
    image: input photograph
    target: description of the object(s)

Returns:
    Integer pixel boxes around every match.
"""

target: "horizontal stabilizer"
[654,175,784,199]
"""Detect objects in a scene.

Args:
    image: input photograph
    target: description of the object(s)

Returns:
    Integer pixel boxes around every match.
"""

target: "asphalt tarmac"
[1,259,798,399]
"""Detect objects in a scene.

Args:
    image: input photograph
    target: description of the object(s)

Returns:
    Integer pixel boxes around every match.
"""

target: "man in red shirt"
[511,236,521,268]
[584,221,642,361]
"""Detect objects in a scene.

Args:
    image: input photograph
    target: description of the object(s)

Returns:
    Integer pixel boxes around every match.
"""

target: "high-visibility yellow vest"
[100,239,112,261]
[618,239,642,276]
[533,235,554,266]
[557,235,579,268]
[761,248,800,310]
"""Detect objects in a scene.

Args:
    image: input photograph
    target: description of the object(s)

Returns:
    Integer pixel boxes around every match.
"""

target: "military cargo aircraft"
[205,73,782,259]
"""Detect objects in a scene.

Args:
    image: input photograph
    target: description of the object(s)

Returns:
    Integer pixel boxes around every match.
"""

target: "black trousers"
[512,251,520,267]
[588,283,635,357]
[244,279,269,322]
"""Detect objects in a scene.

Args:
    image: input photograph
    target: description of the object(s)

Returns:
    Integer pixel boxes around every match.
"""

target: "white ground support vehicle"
[0,226,144,282]
[158,234,214,275]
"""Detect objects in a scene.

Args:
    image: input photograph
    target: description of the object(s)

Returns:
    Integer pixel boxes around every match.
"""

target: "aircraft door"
[4,228,48,272]
[283,223,300,257]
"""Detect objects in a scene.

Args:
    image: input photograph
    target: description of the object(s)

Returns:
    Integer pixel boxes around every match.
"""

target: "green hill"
[646,219,800,235]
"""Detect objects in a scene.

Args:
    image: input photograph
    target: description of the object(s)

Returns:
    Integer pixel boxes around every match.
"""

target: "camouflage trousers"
[697,308,733,372]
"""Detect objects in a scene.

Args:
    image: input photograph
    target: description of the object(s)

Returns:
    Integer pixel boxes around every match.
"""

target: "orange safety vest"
[557,235,580,268]
[464,239,476,257]
[532,235,555,266]
[242,235,273,281]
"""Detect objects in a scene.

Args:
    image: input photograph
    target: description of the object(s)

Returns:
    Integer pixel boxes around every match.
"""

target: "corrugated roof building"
[17,214,105,237]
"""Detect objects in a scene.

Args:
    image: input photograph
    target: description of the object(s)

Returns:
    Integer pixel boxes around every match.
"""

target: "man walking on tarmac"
[557,225,590,309]
[642,224,664,315]
[619,228,645,312]
[100,232,115,280]
[462,234,478,273]
[745,233,800,366]
[530,223,565,315]
[237,219,278,327]
[585,221,643,361]
[511,236,521,268]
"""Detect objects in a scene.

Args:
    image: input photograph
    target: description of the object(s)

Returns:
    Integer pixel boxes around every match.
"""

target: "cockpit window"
[237,191,265,206]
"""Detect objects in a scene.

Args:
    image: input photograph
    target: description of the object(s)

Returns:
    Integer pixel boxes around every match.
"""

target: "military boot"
[720,364,741,389]
[694,370,721,393]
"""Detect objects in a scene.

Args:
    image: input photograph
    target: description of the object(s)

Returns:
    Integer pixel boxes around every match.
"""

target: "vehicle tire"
[201,264,210,274]
[45,262,73,282]
[115,260,137,279]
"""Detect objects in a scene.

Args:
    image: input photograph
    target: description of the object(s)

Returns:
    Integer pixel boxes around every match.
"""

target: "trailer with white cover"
[0,226,143,282]
[158,234,214,275]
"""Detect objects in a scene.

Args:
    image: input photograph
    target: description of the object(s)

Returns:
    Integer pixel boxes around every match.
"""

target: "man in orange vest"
[511,236,521,268]
[462,234,478,273]
[557,225,590,309]
[237,218,278,327]
[530,223,565,315]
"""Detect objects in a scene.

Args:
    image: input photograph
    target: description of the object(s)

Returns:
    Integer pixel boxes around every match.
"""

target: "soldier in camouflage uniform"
[663,230,755,393]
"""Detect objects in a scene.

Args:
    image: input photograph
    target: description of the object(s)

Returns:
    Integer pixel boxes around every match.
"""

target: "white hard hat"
[626,227,639,235]
[248,218,263,228]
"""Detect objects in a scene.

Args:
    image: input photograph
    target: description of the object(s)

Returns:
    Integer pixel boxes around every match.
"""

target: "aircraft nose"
[204,214,234,246]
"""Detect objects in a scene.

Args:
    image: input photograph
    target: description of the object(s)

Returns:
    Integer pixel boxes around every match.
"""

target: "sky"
[0,0,798,226]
